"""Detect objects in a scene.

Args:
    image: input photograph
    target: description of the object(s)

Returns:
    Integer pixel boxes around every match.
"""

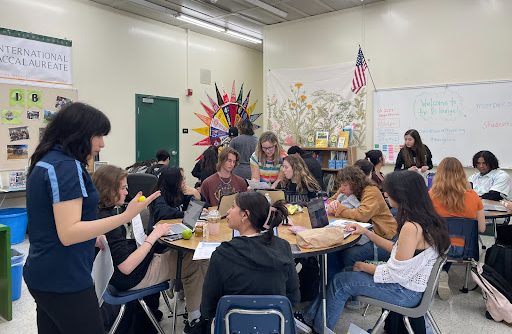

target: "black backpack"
[485,243,512,287]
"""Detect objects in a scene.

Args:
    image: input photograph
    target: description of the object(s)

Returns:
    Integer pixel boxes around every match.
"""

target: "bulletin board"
[0,83,78,171]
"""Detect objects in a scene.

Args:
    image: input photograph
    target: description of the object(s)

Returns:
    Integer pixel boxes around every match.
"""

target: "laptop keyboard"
[170,224,188,234]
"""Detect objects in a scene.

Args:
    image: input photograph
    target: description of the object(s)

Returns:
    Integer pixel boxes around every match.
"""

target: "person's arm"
[151,196,185,222]
[346,223,394,253]
[333,187,382,222]
[476,210,486,233]
[183,184,201,200]
[394,150,404,171]
[271,169,284,189]
[481,190,503,201]
[53,191,160,246]
[117,223,171,275]
[250,153,261,182]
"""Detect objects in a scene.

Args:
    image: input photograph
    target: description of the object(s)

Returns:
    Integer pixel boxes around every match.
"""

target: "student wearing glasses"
[250,131,287,189]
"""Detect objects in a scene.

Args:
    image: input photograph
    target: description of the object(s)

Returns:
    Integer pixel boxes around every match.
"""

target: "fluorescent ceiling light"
[225,30,262,44]
[243,0,288,18]
[176,14,225,32]
[127,0,175,14]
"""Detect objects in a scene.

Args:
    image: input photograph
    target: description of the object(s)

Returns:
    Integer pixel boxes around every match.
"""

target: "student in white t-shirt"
[468,150,512,201]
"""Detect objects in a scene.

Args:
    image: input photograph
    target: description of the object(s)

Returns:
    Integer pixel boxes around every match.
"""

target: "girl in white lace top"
[304,171,450,332]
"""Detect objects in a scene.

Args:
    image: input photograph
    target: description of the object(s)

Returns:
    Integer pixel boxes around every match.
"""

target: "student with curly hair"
[279,154,321,204]
[327,167,397,279]
[468,150,512,200]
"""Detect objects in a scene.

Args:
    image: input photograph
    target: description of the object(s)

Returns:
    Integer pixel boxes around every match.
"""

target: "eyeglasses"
[261,145,276,151]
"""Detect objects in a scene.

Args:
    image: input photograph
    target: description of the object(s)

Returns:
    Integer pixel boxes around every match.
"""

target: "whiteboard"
[373,81,512,168]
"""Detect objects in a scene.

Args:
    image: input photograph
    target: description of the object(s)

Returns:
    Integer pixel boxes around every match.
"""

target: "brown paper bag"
[296,226,346,249]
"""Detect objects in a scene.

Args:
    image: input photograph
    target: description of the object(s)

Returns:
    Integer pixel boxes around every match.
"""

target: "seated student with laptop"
[148,166,205,233]
[278,154,321,204]
[93,165,208,333]
[201,147,247,207]
[193,192,299,332]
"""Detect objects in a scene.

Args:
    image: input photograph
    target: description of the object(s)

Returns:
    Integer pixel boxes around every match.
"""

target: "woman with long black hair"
[304,171,450,332]
[23,102,160,334]
[394,129,433,172]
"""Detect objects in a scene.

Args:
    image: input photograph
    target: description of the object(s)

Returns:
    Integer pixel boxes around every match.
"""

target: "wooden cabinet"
[300,146,357,173]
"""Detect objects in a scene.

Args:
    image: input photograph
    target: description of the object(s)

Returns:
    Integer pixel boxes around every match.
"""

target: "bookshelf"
[300,146,357,173]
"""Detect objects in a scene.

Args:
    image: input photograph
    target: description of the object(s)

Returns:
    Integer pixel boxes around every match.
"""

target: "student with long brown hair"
[394,129,433,172]
[250,131,287,188]
[279,154,321,203]
[429,157,485,300]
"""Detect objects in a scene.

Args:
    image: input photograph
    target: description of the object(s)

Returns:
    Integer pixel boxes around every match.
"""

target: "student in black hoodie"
[200,192,300,322]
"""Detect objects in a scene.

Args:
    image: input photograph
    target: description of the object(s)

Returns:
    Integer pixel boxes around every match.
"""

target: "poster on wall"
[0,28,72,88]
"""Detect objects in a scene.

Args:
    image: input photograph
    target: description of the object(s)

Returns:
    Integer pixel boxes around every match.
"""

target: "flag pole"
[359,44,377,91]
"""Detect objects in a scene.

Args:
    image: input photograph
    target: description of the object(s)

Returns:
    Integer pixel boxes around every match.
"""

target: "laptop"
[306,198,352,238]
[217,193,238,218]
[483,203,508,212]
[256,189,285,204]
[166,199,205,235]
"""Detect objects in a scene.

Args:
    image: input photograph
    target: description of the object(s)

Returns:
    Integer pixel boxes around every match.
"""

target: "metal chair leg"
[372,309,390,334]
[479,235,486,250]
[426,311,442,334]
[362,304,370,317]
[403,316,415,334]
[461,263,470,293]
[172,289,179,334]
[162,290,173,315]
[139,299,166,334]
[108,304,126,334]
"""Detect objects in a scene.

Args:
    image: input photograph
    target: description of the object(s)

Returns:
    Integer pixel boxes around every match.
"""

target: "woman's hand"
[124,191,161,220]
[420,166,429,173]
[327,200,340,214]
[148,223,172,241]
[183,185,201,200]
[353,261,376,275]
[344,223,367,236]
[408,166,418,172]
[95,236,105,250]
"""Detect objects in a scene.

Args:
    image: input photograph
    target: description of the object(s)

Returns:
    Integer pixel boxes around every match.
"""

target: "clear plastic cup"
[207,210,221,236]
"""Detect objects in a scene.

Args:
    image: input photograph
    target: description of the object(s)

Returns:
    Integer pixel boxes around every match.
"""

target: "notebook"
[165,199,205,235]
[483,203,508,212]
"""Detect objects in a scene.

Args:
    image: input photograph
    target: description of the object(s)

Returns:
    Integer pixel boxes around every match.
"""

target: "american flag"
[351,47,368,94]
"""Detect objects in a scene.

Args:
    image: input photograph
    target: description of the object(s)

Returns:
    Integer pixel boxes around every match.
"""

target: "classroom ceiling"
[91,0,383,50]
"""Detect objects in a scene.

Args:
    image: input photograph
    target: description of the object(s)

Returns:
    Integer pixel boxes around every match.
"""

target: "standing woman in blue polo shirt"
[23,102,160,334]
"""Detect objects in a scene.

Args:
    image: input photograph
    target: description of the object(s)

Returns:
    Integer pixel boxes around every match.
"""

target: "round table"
[483,199,512,242]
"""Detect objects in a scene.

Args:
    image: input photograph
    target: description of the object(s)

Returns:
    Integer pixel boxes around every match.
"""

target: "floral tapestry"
[266,63,367,148]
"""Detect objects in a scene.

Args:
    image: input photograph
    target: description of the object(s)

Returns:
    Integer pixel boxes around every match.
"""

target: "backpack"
[471,263,512,323]
[484,244,512,286]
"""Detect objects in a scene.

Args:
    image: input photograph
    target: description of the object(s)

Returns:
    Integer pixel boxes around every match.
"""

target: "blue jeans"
[327,240,392,282]
[303,271,423,332]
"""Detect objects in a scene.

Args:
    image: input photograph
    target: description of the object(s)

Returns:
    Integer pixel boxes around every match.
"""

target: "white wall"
[0,0,263,180]
[263,0,512,175]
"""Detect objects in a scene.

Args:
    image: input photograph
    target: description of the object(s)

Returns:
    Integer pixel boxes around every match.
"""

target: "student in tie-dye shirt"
[250,131,287,189]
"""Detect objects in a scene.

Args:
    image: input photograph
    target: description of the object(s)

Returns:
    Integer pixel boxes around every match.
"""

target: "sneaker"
[437,270,451,300]
[345,300,367,310]
[183,318,206,334]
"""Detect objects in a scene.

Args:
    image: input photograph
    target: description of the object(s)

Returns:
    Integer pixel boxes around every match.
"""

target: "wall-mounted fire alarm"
[186,88,193,96]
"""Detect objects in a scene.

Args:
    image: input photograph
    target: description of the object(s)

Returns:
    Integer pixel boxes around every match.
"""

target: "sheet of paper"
[132,214,147,246]
[246,179,270,190]
[192,241,222,260]
[329,219,372,229]
[91,235,114,306]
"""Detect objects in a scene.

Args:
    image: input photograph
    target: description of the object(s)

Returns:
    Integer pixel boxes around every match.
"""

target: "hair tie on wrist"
[144,240,153,247]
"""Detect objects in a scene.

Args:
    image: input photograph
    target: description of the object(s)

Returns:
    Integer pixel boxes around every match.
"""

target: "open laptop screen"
[183,199,205,229]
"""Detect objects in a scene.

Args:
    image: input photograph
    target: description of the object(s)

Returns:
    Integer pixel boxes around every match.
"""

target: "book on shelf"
[337,131,350,148]
[328,133,338,147]
[315,131,329,148]
[305,133,315,147]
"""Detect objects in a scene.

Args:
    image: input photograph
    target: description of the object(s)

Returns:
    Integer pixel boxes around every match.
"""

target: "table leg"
[320,253,335,334]
[172,250,184,334]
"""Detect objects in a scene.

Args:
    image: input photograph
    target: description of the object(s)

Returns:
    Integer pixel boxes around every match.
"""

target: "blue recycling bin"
[11,249,24,301]
[0,208,28,244]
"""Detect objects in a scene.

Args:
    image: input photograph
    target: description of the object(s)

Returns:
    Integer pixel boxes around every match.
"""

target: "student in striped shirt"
[250,131,287,189]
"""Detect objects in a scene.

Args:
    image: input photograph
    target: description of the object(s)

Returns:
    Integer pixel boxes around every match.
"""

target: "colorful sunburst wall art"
[192,81,260,147]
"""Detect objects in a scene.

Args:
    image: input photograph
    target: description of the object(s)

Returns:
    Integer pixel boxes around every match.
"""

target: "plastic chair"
[127,173,158,201]
[444,217,479,292]
[357,252,448,334]
[213,295,296,334]
[103,281,173,334]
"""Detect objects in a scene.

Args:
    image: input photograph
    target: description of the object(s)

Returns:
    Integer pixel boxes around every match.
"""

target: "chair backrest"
[443,217,479,261]
[256,190,285,204]
[408,250,448,317]
[127,173,158,201]
[213,295,296,334]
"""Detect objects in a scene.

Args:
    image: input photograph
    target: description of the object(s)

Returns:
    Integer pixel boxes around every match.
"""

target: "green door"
[135,95,179,166]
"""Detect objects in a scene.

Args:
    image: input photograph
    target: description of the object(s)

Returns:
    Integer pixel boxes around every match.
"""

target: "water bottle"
[264,193,272,204]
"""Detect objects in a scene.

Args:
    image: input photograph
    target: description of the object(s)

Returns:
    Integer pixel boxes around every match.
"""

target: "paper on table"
[91,235,114,306]
[246,179,270,190]
[132,214,147,247]
[329,219,372,229]
[192,242,222,260]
